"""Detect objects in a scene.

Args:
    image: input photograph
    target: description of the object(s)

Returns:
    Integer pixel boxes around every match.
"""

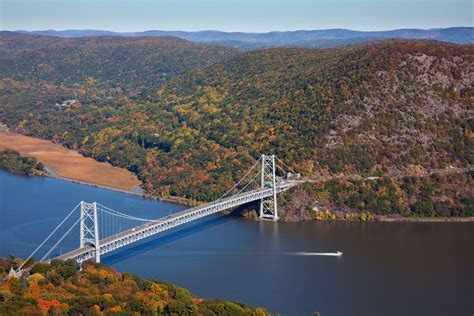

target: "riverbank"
[1,131,470,220]
[279,170,473,222]
[43,172,143,197]
[376,215,474,222]
[260,209,474,223]
[275,205,474,223]
[0,131,140,192]
[0,149,45,176]
[45,173,196,206]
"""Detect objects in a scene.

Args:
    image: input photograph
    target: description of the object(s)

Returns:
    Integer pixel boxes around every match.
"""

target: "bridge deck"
[54,181,297,262]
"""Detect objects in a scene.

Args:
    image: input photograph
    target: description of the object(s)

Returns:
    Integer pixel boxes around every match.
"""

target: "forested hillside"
[0,36,472,216]
[279,170,473,220]
[0,149,44,175]
[155,41,472,175]
[0,258,270,315]
[0,32,236,96]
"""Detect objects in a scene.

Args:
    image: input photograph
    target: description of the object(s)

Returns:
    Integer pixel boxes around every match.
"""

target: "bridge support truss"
[80,201,100,263]
[259,154,278,221]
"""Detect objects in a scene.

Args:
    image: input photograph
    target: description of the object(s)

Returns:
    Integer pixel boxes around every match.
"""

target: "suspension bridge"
[17,154,301,271]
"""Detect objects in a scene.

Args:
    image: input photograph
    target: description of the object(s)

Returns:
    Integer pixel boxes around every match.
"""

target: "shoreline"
[376,216,474,223]
[0,131,141,192]
[2,132,470,222]
[5,168,472,222]
[281,216,474,223]
[41,172,191,207]
[0,130,191,207]
[0,164,193,208]
[43,172,144,197]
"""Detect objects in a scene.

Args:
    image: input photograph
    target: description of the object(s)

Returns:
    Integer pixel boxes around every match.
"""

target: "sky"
[1,0,472,32]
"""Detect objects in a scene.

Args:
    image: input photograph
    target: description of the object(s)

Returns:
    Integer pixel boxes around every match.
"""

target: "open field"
[0,131,141,191]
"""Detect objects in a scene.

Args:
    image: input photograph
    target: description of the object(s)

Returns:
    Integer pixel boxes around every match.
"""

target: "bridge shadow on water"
[102,205,254,265]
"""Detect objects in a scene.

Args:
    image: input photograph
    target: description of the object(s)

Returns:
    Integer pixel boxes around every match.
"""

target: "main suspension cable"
[96,203,154,222]
[231,169,262,198]
[41,213,84,261]
[275,156,298,175]
[215,156,262,201]
[17,203,80,271]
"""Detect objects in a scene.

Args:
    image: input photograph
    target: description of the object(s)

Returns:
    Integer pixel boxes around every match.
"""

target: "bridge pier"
[259,154,278,221]
[80,201,101,263]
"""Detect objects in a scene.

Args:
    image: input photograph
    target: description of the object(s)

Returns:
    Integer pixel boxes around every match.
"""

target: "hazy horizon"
[1,0,472,33]
[7,26,473,34]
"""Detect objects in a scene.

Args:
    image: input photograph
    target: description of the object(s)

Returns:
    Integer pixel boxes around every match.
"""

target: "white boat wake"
[289,251,343,256]
[149,250,343,257]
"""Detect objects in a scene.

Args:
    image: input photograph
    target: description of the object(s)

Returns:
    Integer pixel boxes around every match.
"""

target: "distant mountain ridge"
[13,27,474,50]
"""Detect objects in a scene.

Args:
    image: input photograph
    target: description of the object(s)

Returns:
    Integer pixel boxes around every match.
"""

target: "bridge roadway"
[54,181,297,263]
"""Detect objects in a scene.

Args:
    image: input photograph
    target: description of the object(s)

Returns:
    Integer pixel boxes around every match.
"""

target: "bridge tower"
[80,201,100,263]
[259,154,278,221]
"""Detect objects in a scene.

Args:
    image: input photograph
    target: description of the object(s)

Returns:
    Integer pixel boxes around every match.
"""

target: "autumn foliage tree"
[0,258,270,315]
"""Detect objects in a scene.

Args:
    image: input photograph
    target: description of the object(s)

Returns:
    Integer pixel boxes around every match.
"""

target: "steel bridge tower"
[259,154,278,221]
[80,201,100,263]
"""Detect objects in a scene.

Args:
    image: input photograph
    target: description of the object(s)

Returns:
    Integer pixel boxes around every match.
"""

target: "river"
[0,171,473,315]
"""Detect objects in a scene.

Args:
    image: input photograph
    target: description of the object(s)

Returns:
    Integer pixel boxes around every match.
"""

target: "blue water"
[1,171,473,315]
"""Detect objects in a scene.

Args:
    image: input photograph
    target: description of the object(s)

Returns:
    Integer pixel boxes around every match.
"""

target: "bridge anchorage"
[17,154,301,269]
